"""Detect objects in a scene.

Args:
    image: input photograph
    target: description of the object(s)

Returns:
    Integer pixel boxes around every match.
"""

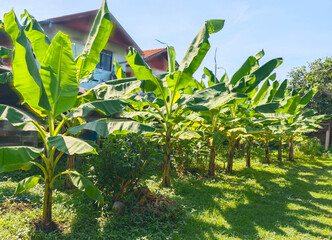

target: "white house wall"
[43,24,128,89]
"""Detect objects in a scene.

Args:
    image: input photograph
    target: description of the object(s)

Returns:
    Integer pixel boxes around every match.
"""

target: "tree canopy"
[288,57,332,115]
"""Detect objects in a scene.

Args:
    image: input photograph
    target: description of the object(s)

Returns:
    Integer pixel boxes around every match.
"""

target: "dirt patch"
[130,186,179,222]
[32,218,65,234]
[0,198,32,212]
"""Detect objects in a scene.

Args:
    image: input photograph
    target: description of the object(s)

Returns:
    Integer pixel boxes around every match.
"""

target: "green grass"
[1,154,331,239]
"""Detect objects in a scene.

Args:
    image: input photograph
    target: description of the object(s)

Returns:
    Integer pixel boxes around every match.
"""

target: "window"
[96,51,113,71]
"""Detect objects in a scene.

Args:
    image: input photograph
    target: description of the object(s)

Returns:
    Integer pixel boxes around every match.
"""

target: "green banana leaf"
[188,92,245,112]
[230,56,257,86]
[298,89,318,109]
[230,49,264,86]
[0,46,12,67]
[265,78,279,103]
[76,0,113,79]
[252,79,271,106]
[279,95,301,115]
[3,10,51,112]
[67,99,129,118]
[39,31,78,117]
[0,146,43,173]
[68,120,155,137]
[0,104,34,127]
[67,170,103,204]
[252,102,280,113]
[48,136,97,155]
[261,113,293,120]
[245,58,283,93]
[273,79,288,101]
[167,46,176,73]
[203,67,218,87]
[126,47,168,99]
[174,20,224,91]
[0,72,12,84]
[177,130,201,140]
[0,46,12,58]
[114,61,126,79]
[121,111,161,121]
[94,78,142,99]
[75,89,98,107]
[124,95,150,111]
[22,10,50,64]
[179,19,224,76]
[253,76,279,106]
[191,82,227,102]
[15,175,41,194]
[212,131,226,147]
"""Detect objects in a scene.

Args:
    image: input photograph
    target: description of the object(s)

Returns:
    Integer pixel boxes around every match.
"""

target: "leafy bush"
[173,139,209,175]
[297,137,324,156]
[83,134,162,200]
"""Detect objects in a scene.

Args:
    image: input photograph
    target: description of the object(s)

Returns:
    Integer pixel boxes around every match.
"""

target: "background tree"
[288,57,332,115]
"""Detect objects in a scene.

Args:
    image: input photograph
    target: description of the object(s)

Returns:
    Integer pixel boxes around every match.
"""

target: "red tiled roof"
[142,47,167,60]
[39,10,142,52]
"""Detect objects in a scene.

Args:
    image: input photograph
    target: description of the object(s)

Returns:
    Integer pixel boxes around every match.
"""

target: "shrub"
[83,134,162,200]
[298,137,324,156]
[173,139,209,175]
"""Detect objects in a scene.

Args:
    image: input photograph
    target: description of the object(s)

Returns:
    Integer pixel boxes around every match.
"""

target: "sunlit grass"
[1,154,331,239]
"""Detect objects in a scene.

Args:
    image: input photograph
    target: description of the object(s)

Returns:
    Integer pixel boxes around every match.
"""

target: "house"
[38,9,142,89]
[0,9,173,146]
[1,10,175,88]
[126,47,170,77]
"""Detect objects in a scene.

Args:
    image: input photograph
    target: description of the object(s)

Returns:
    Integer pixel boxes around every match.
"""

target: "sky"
[1,0,331,82]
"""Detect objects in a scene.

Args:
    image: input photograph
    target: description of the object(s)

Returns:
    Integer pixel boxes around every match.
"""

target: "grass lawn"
[1,155,331,239]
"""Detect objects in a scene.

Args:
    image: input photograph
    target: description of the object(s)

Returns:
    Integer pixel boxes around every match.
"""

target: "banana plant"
[188,51,283,175]
[0,1,153,226]
[125,19,225,187]
[274,87,328,161]
[251,87,326,163]
[285,109,326,161]
[16,0,113,188]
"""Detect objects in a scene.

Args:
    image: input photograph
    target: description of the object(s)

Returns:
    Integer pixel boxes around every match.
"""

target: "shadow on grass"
[2,157,331,239]
[171,158,332,239]
[0,181,43,206]
[58,192,102,239]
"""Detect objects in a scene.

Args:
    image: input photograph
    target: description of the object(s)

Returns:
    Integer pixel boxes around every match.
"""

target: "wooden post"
[325,122,330,151]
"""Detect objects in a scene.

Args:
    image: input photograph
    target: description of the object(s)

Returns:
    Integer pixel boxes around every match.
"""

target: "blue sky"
[1,0,331,81]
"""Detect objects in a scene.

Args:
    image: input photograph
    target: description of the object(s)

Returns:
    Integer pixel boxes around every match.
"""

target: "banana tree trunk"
[265,138,270,164]
[208,144,216,177]
[226,137,236,173]
[246,137,252,168]
[42,176,53,225]
[278,137,283,162]
[289,136,294,162]
[161,134,172,187]
[238,141,243,157]
[65,155,75,189]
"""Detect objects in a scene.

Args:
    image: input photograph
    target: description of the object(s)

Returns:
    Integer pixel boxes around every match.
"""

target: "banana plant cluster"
[185,45,328,176]
[0,0,154,226]
[124,19,225,187]
[187,50,284,175]
[121,20,326,183]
